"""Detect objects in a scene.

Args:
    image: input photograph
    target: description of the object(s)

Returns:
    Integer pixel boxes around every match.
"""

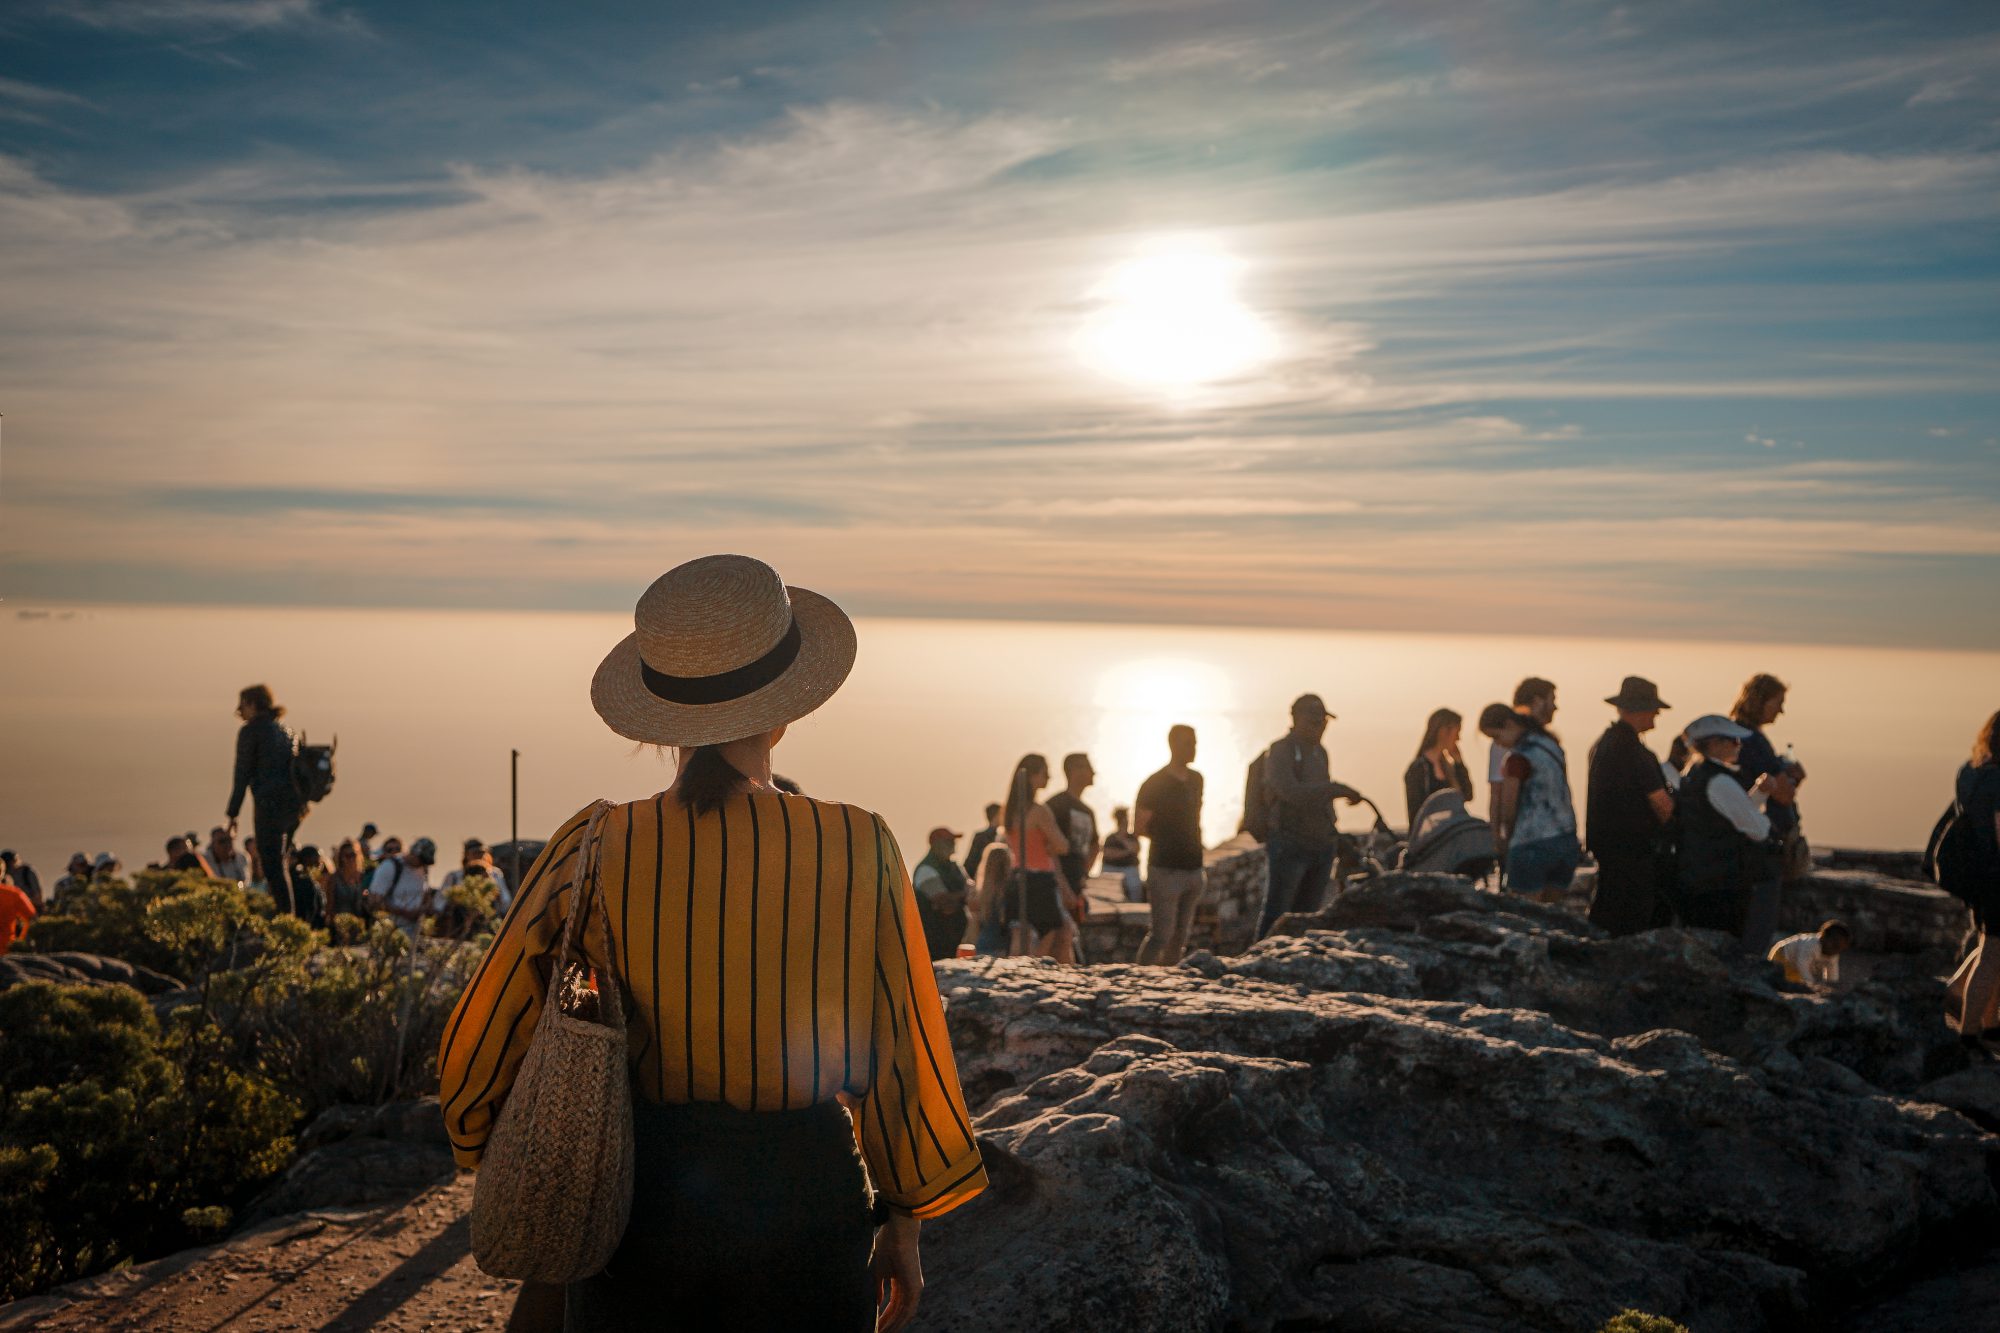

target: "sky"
[2,0,1997,647]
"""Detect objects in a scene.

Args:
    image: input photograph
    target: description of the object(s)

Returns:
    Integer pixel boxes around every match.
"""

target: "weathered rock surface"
[1251,876,1965,1093]
[237,1100,456,1230]
[921,875,1999,1332]
[0,950,181,995]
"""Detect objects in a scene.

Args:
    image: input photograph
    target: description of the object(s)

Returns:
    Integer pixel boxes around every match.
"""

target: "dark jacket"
[1402,754,1472,827]
[229,714,300,820]
[1676,760,1761,903]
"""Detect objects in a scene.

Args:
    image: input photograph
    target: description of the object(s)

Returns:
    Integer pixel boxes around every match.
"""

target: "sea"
[3,604,1993,884]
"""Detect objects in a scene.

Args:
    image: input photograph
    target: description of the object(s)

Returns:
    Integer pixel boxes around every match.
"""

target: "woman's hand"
[870,1210,923,1332]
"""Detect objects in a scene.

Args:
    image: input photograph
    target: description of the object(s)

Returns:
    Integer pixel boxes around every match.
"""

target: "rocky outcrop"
[922,875,1998,1332]
[0,951,180,995]
[237,1098,455,1230]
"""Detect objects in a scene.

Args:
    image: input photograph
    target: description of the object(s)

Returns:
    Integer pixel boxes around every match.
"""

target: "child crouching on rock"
[1768,919,1852,987]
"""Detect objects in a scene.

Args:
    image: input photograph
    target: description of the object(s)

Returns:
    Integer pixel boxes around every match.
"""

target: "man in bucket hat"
[1586,676,1676,935]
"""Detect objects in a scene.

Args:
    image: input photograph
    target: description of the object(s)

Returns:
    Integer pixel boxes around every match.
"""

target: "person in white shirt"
[370,837,437,937]
[1768,920,1852,987]
[1673,715,1793,935]
[1487,677,1556,826]
[205,825,251,886]
[439,839,511,913]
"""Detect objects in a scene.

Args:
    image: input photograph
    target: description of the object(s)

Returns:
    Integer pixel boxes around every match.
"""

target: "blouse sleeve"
[437,804,600,1169]
[855,816,988,1218]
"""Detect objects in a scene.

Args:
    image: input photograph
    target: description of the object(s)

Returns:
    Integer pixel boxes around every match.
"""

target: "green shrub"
[0,982,297,1301]
[2,873,487,1300]
[1598,1313,1691,1333]
[23,869,298,982]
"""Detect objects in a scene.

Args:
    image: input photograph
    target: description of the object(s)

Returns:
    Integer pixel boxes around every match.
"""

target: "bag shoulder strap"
[552,800,621,1013]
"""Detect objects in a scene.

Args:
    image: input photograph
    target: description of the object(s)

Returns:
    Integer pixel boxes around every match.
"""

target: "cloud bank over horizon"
[2,0,1997,647]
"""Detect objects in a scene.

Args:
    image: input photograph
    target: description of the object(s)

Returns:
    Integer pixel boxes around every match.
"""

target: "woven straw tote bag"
[470,801,636,1282]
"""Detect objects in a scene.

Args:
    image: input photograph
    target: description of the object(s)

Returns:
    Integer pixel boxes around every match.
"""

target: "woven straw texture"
[470,802,636,1283]
[591,554,857,748]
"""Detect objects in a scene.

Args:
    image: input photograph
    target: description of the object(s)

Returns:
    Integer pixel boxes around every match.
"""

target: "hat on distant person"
[1685,714,1752,744]
[409,837,437,866]
[592,554,858,749]
[927,826,963,843]
[92,853,118,871]
[1605,676,1670,711]
[1291,693,1336,720]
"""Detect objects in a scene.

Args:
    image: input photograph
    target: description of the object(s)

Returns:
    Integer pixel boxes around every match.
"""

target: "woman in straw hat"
[439,555,986,1332]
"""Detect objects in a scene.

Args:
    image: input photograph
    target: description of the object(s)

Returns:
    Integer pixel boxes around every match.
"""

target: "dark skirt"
[564,1099,874,1333]
[1004,869,1065,934]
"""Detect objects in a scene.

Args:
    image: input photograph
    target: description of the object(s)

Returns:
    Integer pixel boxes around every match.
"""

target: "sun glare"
[1076,238,1279,391]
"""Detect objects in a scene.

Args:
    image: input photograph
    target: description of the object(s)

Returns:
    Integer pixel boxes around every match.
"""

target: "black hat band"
[640,619,802,706]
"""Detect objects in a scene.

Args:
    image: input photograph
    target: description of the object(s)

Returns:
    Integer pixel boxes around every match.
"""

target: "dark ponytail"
[676,746,746,816]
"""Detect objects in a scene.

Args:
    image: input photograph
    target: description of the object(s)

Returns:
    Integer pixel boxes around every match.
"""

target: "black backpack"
[293,733,338,806]
[1240,751,1270,842]
[1925,801,1986,908]
[1239,742,1302,843]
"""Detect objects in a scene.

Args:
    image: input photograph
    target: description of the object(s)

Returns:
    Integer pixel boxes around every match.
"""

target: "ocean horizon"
[5,602,1993,884]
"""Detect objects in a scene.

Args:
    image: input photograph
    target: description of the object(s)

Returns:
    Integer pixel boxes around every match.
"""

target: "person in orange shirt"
[0,879,37,957]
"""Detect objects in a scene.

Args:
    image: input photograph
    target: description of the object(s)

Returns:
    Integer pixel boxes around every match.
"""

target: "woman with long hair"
[1403,708,1474,826]
[964,840,1016,956]
[1001,753,1077,963]
[226,683,307,919]
[1947,711,2000,1052]
[439,556,986,1331]
[1729,672,1806,946]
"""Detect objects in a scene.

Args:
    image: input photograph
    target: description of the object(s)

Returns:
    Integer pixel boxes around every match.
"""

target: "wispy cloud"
[53,0,329,32]
[0,2,1996,645]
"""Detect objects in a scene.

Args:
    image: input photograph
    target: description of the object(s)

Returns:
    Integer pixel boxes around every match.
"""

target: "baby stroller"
[1334,795,1402,888]
[1396,789,1498,880]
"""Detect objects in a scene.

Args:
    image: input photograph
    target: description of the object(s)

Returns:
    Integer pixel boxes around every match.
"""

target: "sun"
[1075,237,1278,391]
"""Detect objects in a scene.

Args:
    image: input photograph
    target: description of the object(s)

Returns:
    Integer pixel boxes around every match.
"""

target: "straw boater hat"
[592,554,857,748]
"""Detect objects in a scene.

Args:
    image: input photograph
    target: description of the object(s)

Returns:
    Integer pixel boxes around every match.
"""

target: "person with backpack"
[1256,695,1362,937]
[1940,710,2000,1050]
[227,683,310,919]
[1478,701,1580,902]
[371,836,438,939]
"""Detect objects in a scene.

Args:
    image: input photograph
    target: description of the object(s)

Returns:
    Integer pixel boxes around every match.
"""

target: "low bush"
[1597,1313,1691,1333]
[0,982,297,1302]
[2,873,488,1300]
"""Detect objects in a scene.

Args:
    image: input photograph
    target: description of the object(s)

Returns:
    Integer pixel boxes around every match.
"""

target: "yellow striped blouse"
[437,790,988,1219]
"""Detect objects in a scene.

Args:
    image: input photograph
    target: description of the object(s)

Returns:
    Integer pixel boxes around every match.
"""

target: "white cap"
[1685,714,1752,743]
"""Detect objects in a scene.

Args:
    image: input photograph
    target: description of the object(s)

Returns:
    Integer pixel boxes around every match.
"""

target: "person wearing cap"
[1257,695,1362,938]
[1585,677,1677,935]
[439,554,985,1333]
[91,852,122,881]
[1478,701,1580,902]
[1674,714,1788,934]
[441,838,511,913]
[50,852,92,910]
[0,850,42,910]
[226,683,309,920]
[912,827,971,962]
[371,837,437,938]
